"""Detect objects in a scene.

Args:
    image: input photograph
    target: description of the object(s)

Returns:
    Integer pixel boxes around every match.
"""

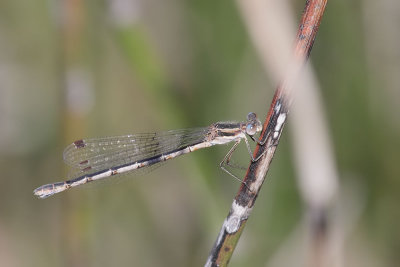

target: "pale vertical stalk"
[206,1,328,266]
[57,0,94,266]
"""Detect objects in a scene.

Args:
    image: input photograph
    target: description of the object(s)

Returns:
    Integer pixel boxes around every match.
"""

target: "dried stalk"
[205,1,328,266]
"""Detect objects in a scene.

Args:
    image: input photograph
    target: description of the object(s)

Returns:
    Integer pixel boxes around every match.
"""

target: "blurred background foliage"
[0,0,399,266]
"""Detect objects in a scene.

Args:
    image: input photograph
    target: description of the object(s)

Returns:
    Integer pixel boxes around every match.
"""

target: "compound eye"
[247,112,257,121]
[246,123,257,136]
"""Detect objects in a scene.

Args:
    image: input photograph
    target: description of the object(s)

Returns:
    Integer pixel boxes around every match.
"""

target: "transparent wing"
[63,127,209,178]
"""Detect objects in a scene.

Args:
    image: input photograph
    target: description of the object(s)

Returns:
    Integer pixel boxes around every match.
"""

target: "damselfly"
[33,113,263,199]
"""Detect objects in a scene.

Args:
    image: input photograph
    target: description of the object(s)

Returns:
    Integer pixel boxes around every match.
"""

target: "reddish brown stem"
[205,1,328,266]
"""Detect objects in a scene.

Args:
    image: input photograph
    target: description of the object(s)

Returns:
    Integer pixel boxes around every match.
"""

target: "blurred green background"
[0,0,399,266]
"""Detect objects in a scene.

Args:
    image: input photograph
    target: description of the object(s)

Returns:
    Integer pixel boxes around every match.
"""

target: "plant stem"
[205,1,328,266]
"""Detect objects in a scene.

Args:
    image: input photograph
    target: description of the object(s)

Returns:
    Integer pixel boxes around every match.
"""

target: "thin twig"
[205,1,328,266]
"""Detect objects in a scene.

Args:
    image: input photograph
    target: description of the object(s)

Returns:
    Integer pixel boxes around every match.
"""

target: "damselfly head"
[245,112,262,136]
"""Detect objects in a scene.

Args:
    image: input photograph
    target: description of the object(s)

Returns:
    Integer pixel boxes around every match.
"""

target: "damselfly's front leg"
[247,131,280,162]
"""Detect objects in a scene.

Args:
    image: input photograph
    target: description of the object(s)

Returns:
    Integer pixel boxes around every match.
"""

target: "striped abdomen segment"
[33,141,213,199]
